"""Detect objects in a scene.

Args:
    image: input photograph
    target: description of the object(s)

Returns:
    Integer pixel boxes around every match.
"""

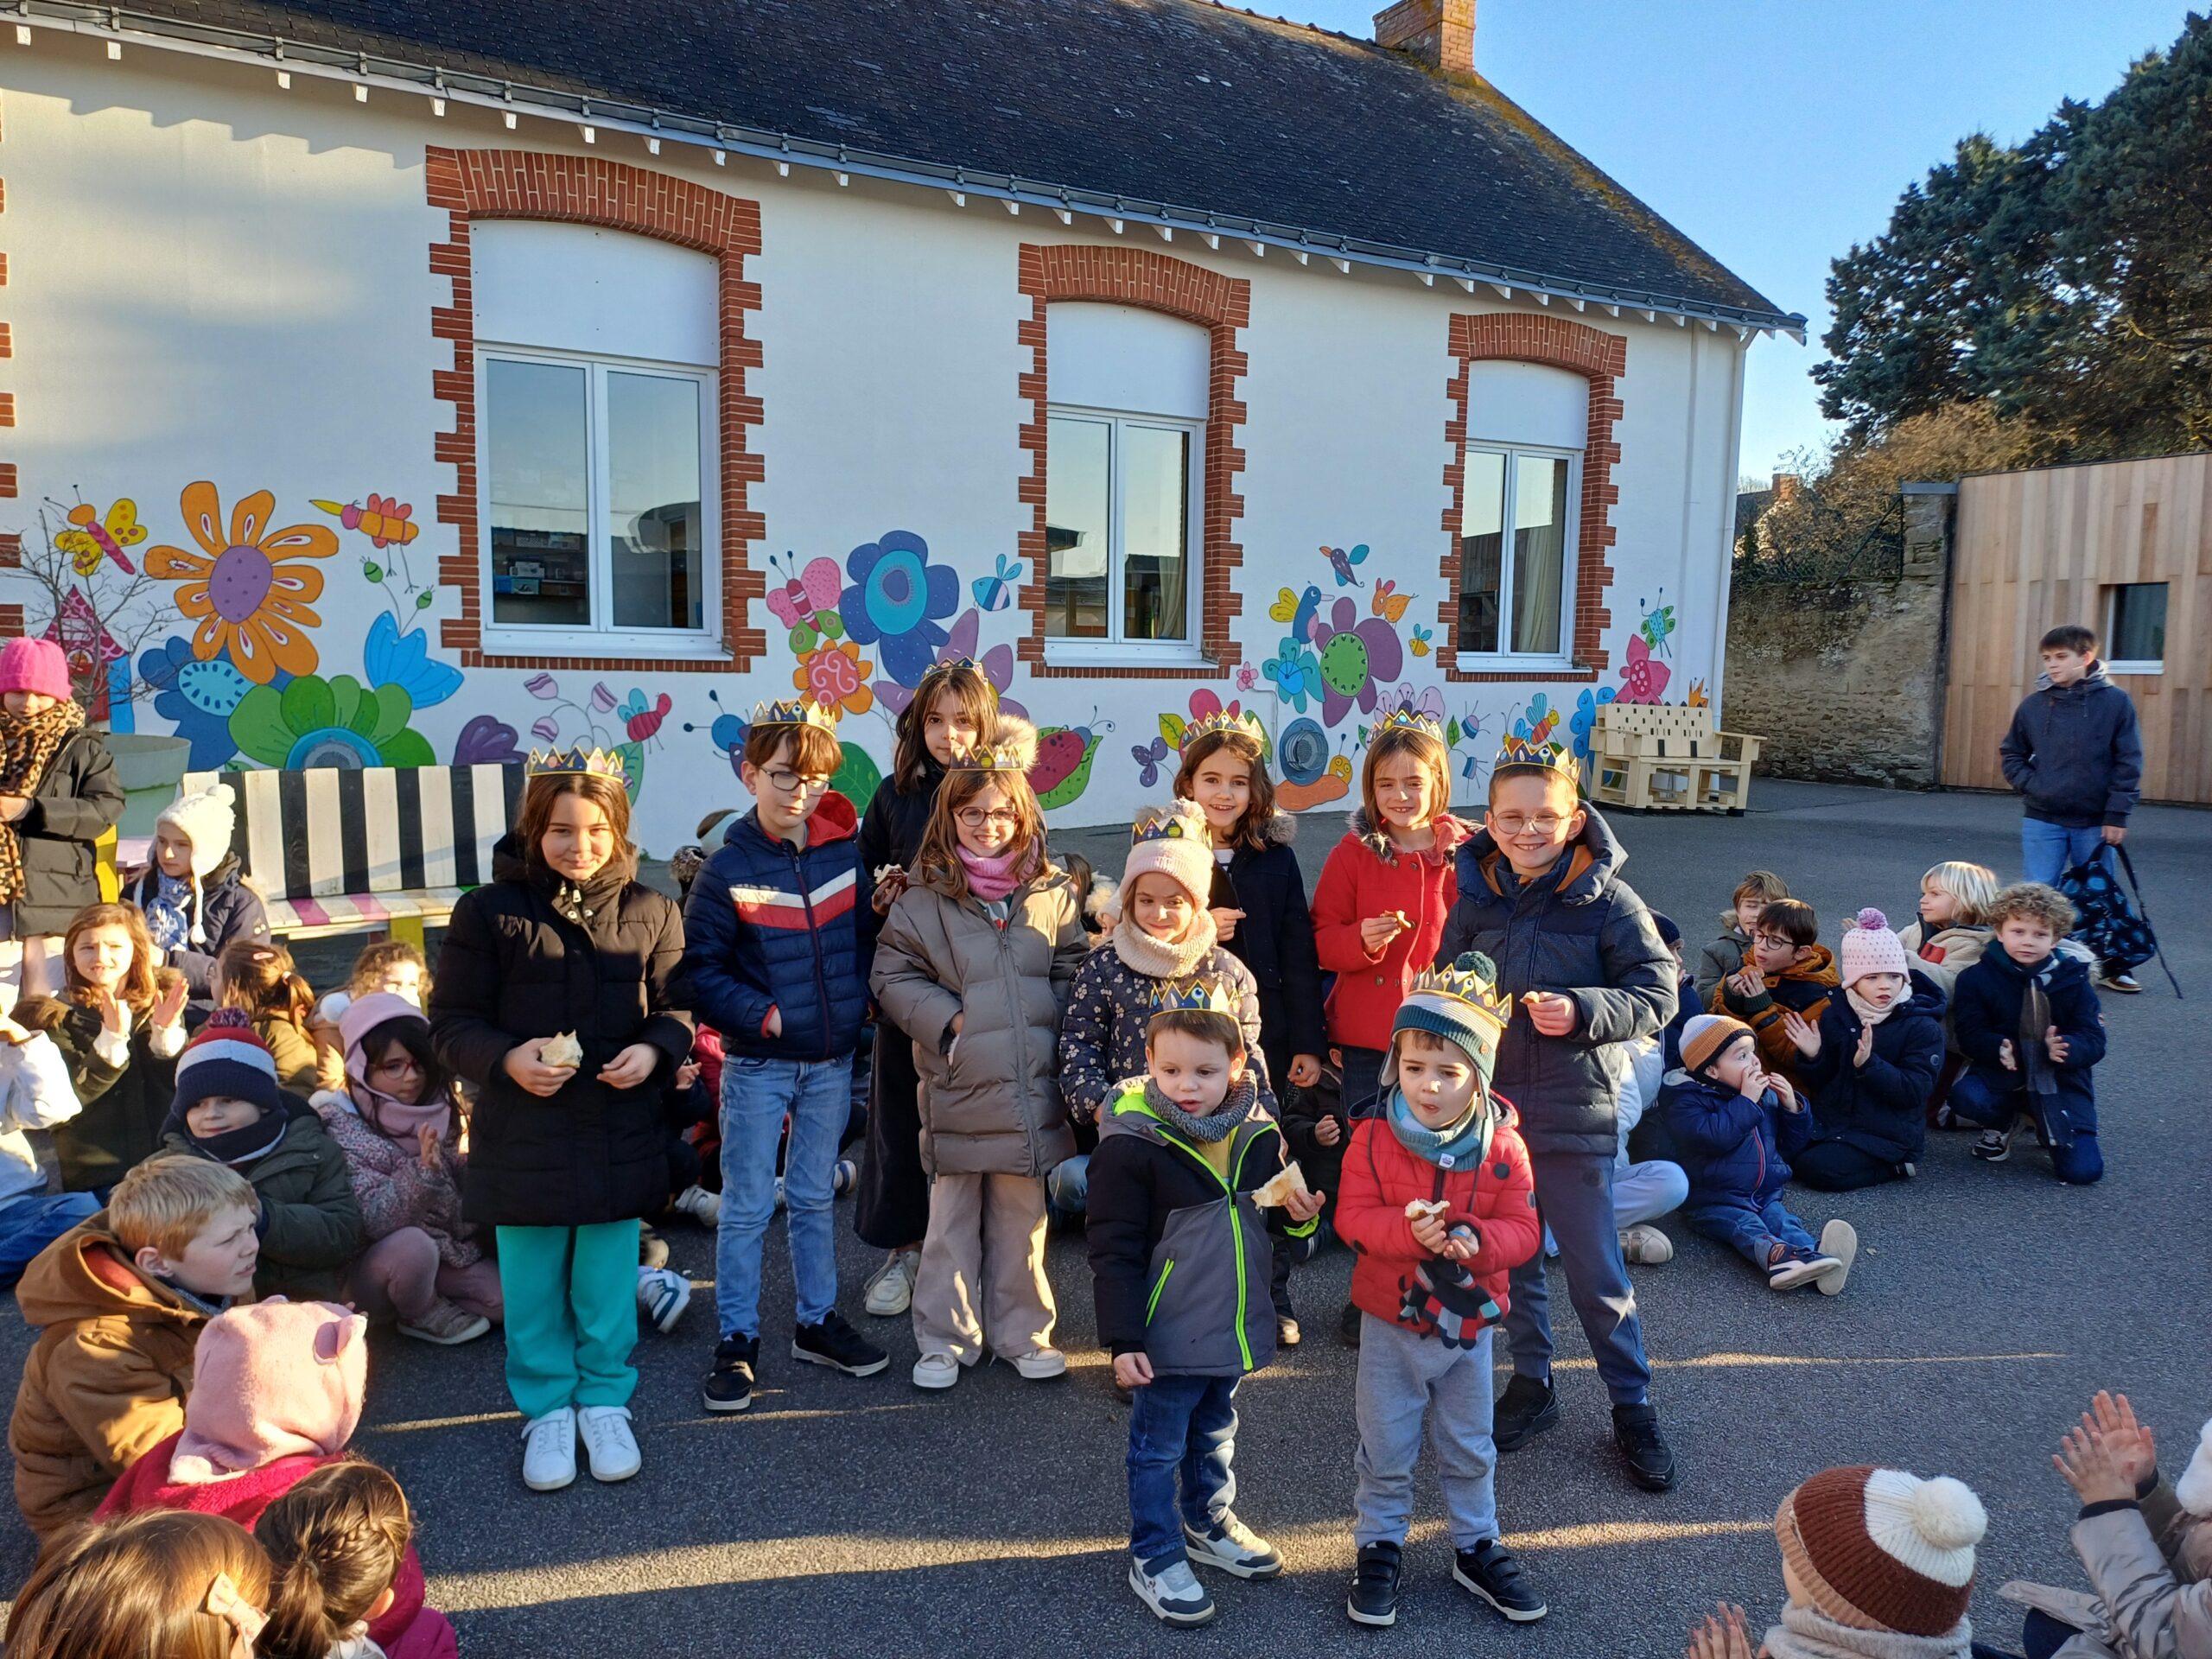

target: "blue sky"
[1272,0,2194,480]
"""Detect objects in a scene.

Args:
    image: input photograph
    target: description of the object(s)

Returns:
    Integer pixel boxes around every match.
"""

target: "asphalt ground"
[3,779,2206,1656]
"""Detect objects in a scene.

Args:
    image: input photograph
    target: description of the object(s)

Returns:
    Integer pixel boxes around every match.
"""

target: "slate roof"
[102,0,1797,327]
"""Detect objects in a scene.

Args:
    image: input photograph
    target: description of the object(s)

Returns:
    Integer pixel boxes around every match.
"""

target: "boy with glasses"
[1712,898,1839,1091]
[683,700,887,1414]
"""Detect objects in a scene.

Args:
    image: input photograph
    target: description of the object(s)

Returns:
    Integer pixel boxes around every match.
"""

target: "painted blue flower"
[364,612,463,709]
[1569,685,1618,761]
[839,531,959,687]
[137,636,267,770]
[1261,634,1321,714]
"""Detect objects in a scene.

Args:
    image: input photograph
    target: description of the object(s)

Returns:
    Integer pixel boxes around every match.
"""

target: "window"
[2104,582,2167,674]
[1454,362,1586,665]
[1043,303,1207,660]
[473,222,721,656]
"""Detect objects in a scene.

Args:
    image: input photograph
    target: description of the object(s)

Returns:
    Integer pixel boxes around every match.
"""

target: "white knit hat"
[1777,1465,1986,1637]
[1840,906,1910,988]
[2177,1417,2212,1517]
[1122,799,1215,912]
[155,783,238,946]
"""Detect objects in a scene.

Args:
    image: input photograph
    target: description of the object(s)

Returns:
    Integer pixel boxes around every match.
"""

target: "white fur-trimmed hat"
[2177,1417,2212,1517]
[156,782,238,947]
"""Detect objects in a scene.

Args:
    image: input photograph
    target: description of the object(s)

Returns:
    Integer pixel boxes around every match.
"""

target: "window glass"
[607,372,704,632]
[1045,416,1111,639]
[2108,582,2167,665]
[1511,454,1569,656]
[487,359,591,628]
[1122,425,1191,641]
[1458,450,1506,653]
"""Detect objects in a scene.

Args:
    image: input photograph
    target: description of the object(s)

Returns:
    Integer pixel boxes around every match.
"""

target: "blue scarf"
[143,871,193,953]
[1384,1084,1494,1170]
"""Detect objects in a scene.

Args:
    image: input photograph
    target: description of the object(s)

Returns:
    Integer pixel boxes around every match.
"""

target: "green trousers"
[495,1221,639,1421]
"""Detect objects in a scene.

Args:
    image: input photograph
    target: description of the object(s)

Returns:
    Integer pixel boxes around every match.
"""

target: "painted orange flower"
[145,482,336,683]
[793,639,874,717]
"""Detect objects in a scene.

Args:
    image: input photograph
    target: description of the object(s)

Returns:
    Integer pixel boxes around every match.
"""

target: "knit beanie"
[1652,911,1683,949]
[2177,1417,2212,1517]
[0,636,71,701]
[1839,907,1910,988]
[169,1299,368,1483]
[1122,800,1216,912]
[1681,1013,1753,1077]
[1391,952,1510,1083]
[1775,1465,1986,1637]
[172,1008,283,1119]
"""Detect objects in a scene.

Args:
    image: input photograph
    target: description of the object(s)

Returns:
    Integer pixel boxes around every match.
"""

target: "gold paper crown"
[1494,734,1576,775]
[525,744,630,779]
[1407,952,1513,1027]
[1376,705,1446,743]
[1131,804,1211,848]
[931,657,999,702]
[1180,708,1265,753]
[751,697,842,732]
[948,743,1027,773]
[1147,974,1240,1024]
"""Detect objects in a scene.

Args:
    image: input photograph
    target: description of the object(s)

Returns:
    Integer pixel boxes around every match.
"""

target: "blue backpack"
[2058,845,2180,996]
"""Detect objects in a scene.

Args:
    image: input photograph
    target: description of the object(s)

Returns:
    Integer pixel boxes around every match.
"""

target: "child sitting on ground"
[3,1509,273,1659]
[315,993,501,1346]
[1786,910,1946,1192]
[1652,912,1704,1071]
[258,1459,457,1659]
[0,1008,99,1287]
[1948,883,2107,1185]
[1687,1465,1990,1659]
[125,781,270,1000]
[1714,898,1839,1090]
[213,939,321,1095]
[1663,1014,1854,1294]
[162,1010,363,1301]
[1332,956,1544,1630]
[1696,870,1791,1005]
[309,938,429,1091]
[1085,976,1324,1628]
[1901,861,1999,1124]
[10,1154,260,1540]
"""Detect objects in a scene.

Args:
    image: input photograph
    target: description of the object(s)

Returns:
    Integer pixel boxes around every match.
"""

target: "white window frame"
[1455,440,1581,671]
[1042,400,1208,667]
[2103,582,2166,676]
[477,343,724,660]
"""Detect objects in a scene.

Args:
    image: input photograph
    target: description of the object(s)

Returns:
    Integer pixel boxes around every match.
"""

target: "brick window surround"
[1437,314,1626,683]
[1016,245,1249,680]
[425,148,766,671]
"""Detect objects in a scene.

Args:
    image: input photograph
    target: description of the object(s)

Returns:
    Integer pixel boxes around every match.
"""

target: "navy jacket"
[683,793,874,1062]
[124,854,270,998]
[1434,807,1676,1158]
[1204,813,1325,1077]
[1662,1071,1811,1209]
[1799,969,1948,1165]
[1951,948,2104,1146]
[1999,663,2144,829]
[1662,973,1704,1072]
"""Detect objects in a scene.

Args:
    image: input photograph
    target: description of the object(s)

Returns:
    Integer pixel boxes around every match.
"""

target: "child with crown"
[1085,974,1323,1629]
[429,742,693,1495]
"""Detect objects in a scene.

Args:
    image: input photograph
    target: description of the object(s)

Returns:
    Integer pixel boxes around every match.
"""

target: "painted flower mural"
[1308,595,1404,725]
[451,715,525,766]
[137,636,262,770]
[1616,635,1670,703]
[1260,635,1322,714]
[362,613,462,709]
[230,675,435,770]
[145,482,336,683]
[874,608,1027,719]
[794,639,875,717]
[841,531,960,688]
[683,688,881,812]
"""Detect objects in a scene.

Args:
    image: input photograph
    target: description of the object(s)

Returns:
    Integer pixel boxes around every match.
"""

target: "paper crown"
[925,657,1001,702]
[1180,707,1265,753]
[1147,974,1240,1025]
[750,697,842,732]
[525,745,630,779]
[1131,804,1211,848]
[1494,733,1577,776]
[1376,705,1446,743]
[1406,952,1514,1028]
[946,715,1039,775]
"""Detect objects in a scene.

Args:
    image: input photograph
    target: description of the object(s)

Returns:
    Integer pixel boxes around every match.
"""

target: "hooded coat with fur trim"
[1205,811,1325,1084]
[1434,807,1675,1157]
[123,854,270,998]
[1311,811,1470,1053]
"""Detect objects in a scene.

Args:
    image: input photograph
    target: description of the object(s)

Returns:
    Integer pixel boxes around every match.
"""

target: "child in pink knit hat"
[0,635,123,996]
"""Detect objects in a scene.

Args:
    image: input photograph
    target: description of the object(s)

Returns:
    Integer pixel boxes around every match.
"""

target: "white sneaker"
[912,1351,960,1390]
[1129,1555,1216,1626]
[1618,1224,1675,1265]
[637,1267,691,1334]
[671,1185,721,1228]
[520,1408,577,1491]
[863,1250,918,1318]
[576,1405,641,1483]
[1010,1347,1066,1380]
[1815,1220,1858,1296]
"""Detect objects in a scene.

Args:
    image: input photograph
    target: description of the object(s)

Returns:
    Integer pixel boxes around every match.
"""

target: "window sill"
[2105,660,2163,676]
[479,630,731,664]
[1043,643,1213,672]
[1443,652,1588,680]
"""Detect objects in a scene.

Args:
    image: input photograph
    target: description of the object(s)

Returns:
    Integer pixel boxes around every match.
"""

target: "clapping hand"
[2045,1026,2070,1065]
[1687,1603,1757,1659]
[1853,1025,1876,1069]
[2080,1391,2156,1491]
[1782,1009,1821,1058]
[91,985,128,1039]
[150,976,189,1033]
[2055,1421,2139,1506]
[1999,1038,2018,1072]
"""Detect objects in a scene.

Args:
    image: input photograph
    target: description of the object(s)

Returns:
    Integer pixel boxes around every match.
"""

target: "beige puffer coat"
[871,866,1088,1179]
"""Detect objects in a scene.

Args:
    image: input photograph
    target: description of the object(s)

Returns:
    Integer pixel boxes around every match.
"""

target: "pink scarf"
[957,841,1036,903]
[340,991,452,1143]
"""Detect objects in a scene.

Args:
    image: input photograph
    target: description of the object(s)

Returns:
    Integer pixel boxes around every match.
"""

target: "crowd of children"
[0,615,2161,1650]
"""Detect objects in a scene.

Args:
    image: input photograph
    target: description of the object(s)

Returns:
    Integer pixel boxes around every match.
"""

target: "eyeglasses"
[761,769,832,794]
[1752,933,1796,952]
[1489,813,1566,836]
[957,808,1021,830]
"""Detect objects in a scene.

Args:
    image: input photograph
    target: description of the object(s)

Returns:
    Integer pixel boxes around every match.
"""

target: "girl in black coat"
[850,661,997,1313]
[429,762,690,1492]
[0,639,124,997]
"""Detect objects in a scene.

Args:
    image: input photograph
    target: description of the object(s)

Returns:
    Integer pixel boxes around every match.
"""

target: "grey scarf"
[1145,1076,1255,1144]
[1761,1604,1974,1659]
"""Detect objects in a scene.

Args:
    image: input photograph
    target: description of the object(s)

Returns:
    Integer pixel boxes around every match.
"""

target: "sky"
[1272,0,2196,481]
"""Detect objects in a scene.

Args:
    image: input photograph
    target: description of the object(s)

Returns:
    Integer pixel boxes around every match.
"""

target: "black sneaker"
[1337,1301,1363,1348]
[1345,1540,1402,1627]
[1491,1374,1560,1452]
[1611,1402,1678,1491]
[1453,1538,1548,1622]
[702,1335,757,1413]
[792,1310,890,1376]
[1971,1126,2014,1163]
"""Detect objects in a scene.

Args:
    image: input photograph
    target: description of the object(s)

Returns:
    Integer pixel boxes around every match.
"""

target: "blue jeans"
[1507,1149,1651,1406]
[2021,819,2107,888]
[1686,1196,1817,1271]
[1127,1373,1239,1567]
[716,1052,852,1338]
[0,1189,98,1288]
[1949,1071,2104,1185]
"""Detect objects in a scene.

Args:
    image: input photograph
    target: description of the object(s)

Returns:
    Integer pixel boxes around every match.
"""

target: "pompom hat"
[0,636,71,701]
[1839,907,1910,988]
[2176,1416,2212,1517]
[1776,1465,1987,1637]
[171,1008,283,1120]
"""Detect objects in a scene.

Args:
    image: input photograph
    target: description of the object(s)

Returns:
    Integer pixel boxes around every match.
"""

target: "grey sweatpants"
[1353,1316,1497,1549]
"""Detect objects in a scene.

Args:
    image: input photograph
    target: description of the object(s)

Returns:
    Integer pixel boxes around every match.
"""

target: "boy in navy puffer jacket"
[1663,1014,1855,1295]
[682,702,887,1412]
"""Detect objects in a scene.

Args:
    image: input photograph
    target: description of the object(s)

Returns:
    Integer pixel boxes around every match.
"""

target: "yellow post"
[95,825,119,902]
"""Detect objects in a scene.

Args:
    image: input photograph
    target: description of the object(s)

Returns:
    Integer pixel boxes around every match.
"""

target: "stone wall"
[1722,485,1954,788]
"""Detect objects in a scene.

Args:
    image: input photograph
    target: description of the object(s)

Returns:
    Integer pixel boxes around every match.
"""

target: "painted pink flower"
[795,640,875,717]
[589,682,617,713]
[531,716,560,742]
[524,672,559,700]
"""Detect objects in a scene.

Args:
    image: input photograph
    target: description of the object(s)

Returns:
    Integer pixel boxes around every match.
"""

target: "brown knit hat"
[1775,1465,1987,1637]
[1680,1013,1754,1077]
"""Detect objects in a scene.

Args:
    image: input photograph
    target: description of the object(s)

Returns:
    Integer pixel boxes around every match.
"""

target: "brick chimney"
[1373,0,1475,76]
[1772,472,1802,504]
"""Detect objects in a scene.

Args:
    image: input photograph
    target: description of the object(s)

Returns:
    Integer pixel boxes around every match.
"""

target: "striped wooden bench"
[181,765,524,947]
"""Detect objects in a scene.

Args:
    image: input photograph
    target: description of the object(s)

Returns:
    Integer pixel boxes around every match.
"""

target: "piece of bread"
[1250,1160,1311,1209]
[1403,1198,1449,1223]
[540,1030,583,1069]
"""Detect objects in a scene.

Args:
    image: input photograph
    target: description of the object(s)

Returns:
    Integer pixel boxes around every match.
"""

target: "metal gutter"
[8,0,1808,340]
